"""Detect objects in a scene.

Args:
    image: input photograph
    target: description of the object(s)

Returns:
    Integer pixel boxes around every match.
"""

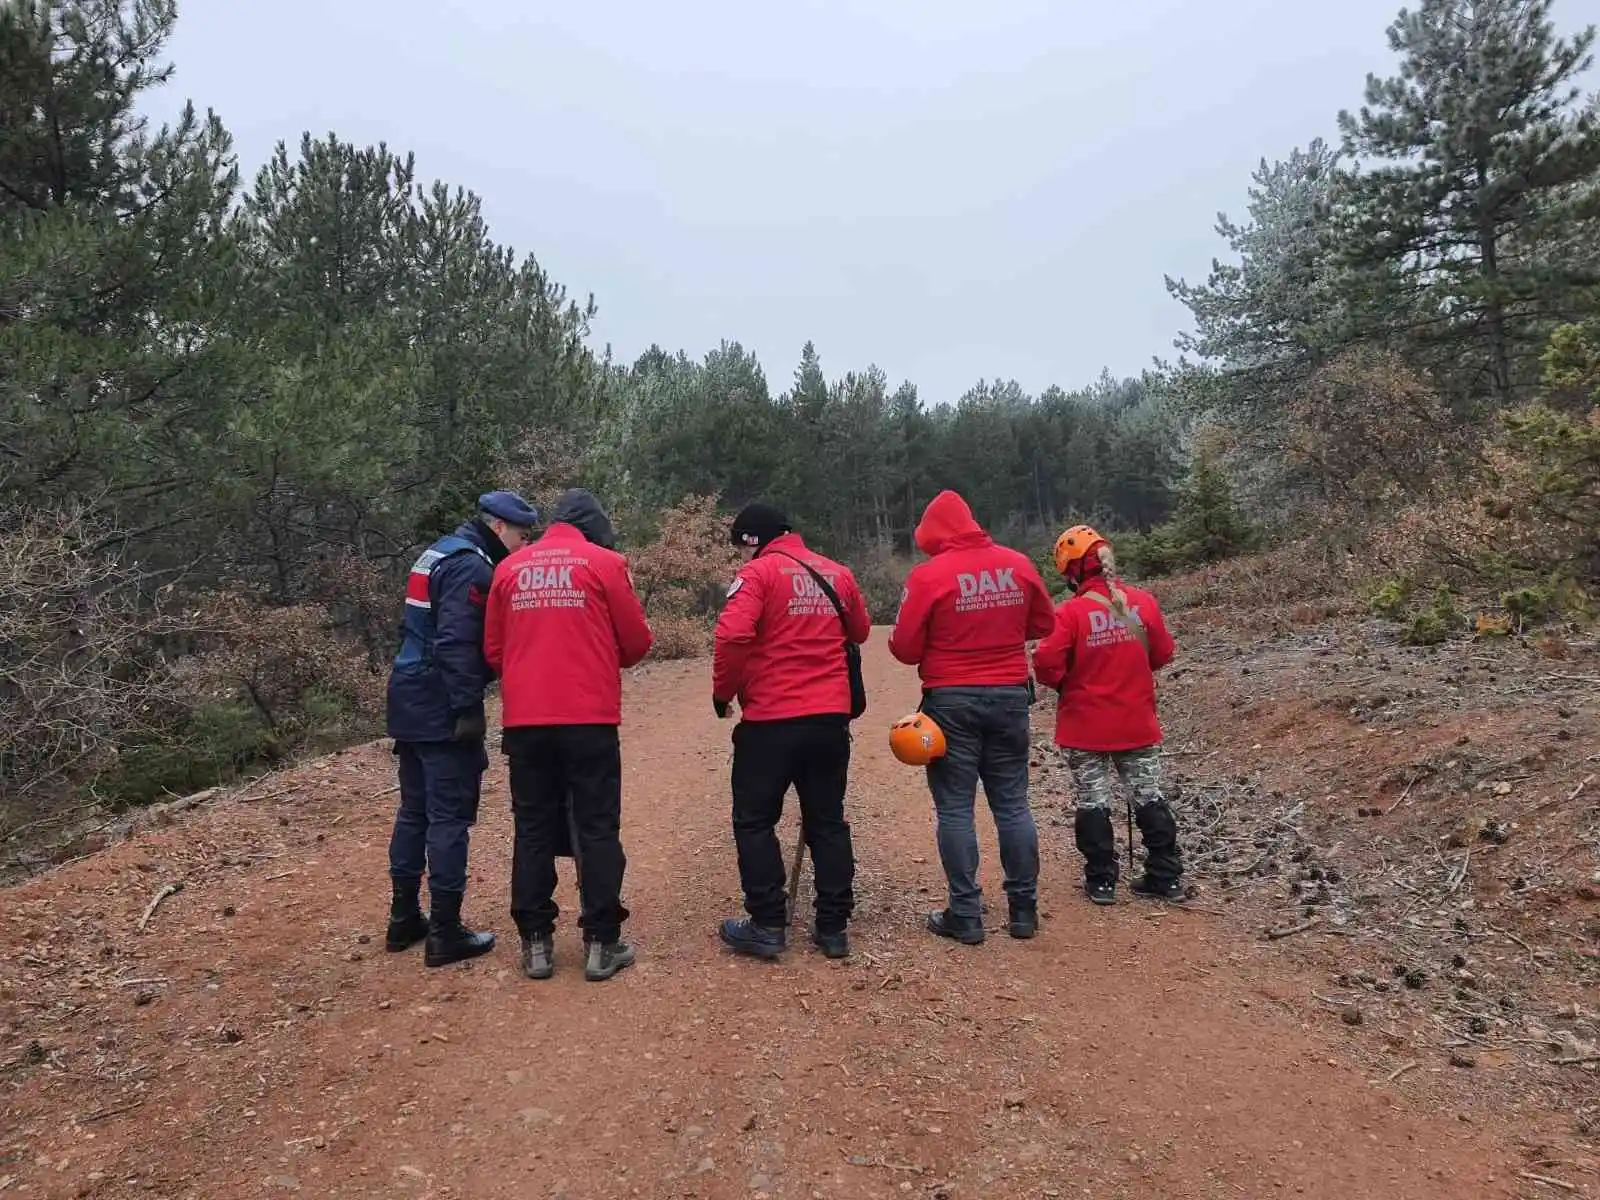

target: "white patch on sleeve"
[726,576,744,599]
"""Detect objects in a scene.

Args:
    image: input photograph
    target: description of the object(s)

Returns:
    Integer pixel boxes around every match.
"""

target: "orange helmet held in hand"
[1052,524,1107,577]
[889,712,947,766]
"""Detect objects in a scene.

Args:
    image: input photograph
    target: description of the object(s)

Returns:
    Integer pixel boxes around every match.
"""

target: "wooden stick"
[1528,775,1595,816]
[115,977,168,987]
[1385,773,1422,815]
[78,1099,146,1124]
[1518,1171,1577,1192]
[1384,1061,1420,1083]
[237,786,295,805]
[137,882,183,931]
[1553,1054,1600,1067]
[1266,916,1321,940]
[1489,925,1536,956]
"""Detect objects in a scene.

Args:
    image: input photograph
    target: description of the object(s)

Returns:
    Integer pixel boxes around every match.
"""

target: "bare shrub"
[0,505,188,799]
[630,494,741,623]
[647,613,714,661]
[1373,404,1600,597]
[177,591,383,738]
[1158,542,1359,612]
[1282,347,1472,528]
[489,428,585,520]
[848,543,912,623]
[307,545,397,662]
[0,503,386,809]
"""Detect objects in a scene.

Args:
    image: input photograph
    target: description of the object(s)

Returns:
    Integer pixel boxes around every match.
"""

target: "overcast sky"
[159,0,1520,404]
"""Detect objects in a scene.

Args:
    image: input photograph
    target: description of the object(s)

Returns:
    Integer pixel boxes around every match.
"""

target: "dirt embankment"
[2,610,1597,1199]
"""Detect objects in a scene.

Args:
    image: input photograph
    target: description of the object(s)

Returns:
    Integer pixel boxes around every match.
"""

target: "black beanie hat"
[730,502,791,550]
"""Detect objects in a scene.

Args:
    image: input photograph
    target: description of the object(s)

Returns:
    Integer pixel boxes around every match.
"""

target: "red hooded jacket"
[713,533,872,721]
[1031,574,1176,752]
[888,491,1056,689]
[485,523,654,727]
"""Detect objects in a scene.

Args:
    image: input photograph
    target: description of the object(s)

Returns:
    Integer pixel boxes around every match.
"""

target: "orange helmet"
[1052,524,1107,577]
[889,712,947,766]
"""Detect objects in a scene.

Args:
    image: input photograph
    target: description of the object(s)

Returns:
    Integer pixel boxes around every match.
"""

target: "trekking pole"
[1126,797,1136,879]
[786,827,806,927]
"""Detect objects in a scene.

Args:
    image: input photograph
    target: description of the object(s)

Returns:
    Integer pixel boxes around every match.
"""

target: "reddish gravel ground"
[1,629,1594,1199]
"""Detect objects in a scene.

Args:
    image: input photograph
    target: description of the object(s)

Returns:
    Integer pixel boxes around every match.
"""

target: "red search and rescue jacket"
[888,491,1056,688]
[1031,574,1176,752]
[485,523,654,727]
[712,533,871,721]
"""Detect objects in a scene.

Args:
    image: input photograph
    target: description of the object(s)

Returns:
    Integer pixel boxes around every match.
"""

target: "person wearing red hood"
[485,488,654,983]
[712,502,872,962]
[889,490,1056,944]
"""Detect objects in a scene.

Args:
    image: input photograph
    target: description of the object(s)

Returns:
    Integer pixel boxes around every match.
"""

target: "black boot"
[926,909,985,945]
[1075,807,1118,904]
[1133,800,1184,899]
[386,878,429,951]
[423,891,495,968]
[1007,902,1038,939]
[719,917,786,960]
[811,924,850,959]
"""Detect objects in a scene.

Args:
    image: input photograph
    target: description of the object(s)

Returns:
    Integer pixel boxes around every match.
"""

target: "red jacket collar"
[758,532,809,558]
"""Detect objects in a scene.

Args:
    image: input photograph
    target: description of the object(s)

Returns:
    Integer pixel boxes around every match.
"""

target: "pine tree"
[1165,139,1348,413]
[1164,453,1254,565]
[0,0,240,535]
[1337,0,1600,403]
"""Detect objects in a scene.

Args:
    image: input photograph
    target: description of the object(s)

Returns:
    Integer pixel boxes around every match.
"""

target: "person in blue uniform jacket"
[384,490,539,967]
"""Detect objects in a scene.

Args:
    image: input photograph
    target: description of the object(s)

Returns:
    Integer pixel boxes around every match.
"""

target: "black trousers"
[731,715,855,933]
[504,725,629,943]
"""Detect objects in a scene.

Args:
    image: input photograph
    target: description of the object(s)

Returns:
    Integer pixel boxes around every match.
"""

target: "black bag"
[774,552,867,720]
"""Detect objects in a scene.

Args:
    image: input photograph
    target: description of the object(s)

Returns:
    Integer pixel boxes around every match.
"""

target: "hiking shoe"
[811,926,850,959]
[521,933,555,980]
[1085,879,1117,906]
[1007,903,1039,939]
[719,918,787,960]
[1131,876,1186,903]
[926,909,985,945]
[584,939,636,982]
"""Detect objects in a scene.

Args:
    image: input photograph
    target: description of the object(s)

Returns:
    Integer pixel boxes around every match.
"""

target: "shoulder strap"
[1084,590,1149,654]
[432,534,493,569]
[772,551,848,632]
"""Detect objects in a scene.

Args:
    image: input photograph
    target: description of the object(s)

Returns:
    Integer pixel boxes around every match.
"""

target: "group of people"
[381,484,1184,981]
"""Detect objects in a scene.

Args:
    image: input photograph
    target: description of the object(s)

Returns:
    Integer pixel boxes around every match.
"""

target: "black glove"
[452,709,487,743]
[713,697,731,720]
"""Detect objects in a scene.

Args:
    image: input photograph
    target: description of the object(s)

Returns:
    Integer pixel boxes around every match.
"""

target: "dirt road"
[0,634,1548,1198]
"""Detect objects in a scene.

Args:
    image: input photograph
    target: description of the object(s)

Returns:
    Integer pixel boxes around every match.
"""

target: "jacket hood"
[914,490,987,556]
[548,489,616,549]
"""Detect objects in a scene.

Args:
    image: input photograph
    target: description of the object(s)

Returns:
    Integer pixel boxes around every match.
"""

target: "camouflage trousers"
[1065,747,1165,813]
[1066,747,1182,886]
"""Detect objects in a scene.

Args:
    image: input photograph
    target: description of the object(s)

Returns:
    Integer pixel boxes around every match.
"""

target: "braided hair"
[1087,542,1133,622]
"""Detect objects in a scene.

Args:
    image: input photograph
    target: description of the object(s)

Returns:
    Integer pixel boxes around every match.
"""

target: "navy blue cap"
[477,490,539,528]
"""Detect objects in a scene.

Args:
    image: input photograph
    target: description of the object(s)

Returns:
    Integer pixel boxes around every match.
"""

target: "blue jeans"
[921,685,1039,919]
[388,740,487,897]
